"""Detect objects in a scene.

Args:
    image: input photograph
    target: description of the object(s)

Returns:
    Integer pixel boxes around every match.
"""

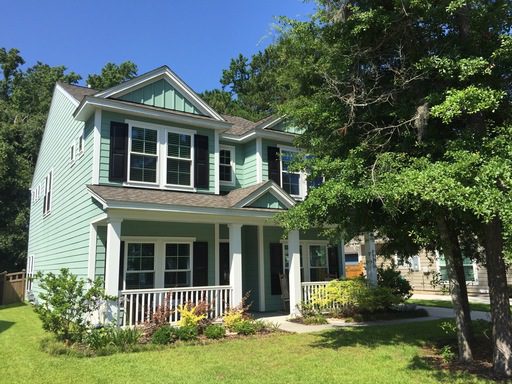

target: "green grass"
[407,299,491,312]
[0,304,492,384]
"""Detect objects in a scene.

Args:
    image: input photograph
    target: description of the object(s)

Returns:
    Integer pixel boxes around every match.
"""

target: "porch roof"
[87,181,293,212]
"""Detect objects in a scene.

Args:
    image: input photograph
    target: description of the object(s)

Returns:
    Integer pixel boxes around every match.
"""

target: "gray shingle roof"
[58,82,97,102]
[87,181,283,211]
[222,114,280,136]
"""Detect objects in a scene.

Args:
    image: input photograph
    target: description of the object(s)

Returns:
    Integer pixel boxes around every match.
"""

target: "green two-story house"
[27,66,353,325]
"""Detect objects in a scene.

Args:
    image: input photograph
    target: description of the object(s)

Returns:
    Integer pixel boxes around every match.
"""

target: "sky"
[1,0,316,92]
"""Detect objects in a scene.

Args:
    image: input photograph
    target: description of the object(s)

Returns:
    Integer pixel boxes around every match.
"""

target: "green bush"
[176,325,198,341]
[151,326,176,345]
[232,320,257,335]
[303,314,328,325]
[204,324,226,339]
[33,268,112,343]
[377,265,413,301]
[312,278,400,315]
[84,326,141,350]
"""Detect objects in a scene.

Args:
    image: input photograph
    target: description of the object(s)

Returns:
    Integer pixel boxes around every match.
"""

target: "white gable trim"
[94,66,224,121]
[56,83,80,107]
[233,182,296,209]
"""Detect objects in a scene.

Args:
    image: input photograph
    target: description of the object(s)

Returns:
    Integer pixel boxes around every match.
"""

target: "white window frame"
[69,142,75,164]
[278,145,307,200]
[42,170,53,217]
[77,133,84,157]
[125,120,196,191]
[219,145,235,186]
[164,241,194,288]
[280,240,329,282]
[394,254,421,272]
[435,251,479,285]
[124,241,156,290]
[121,236,197,290]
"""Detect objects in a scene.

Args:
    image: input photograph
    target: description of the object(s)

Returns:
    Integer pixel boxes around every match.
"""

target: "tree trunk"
[437,216,473,363]
[484,217,512,378]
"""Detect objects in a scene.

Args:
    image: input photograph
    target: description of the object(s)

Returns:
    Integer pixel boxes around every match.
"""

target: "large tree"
[266,0,512,377]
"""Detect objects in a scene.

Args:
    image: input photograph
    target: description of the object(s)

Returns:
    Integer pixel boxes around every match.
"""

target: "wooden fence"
[0,270,26,305]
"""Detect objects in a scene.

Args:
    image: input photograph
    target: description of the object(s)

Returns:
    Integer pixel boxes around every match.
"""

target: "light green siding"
[242,226,259,308]
[99,111,215,193]
[249,193,287,209]
[119,79,201,115]
[121,221,216,285]
[28,88,105,295]
[242,141,257,187]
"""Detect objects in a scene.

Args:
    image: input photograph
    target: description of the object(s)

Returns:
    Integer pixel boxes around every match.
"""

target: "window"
[165,243,192,287]
[69,144,75,163]
[281,150,302,196]
[283,244,304,281]
[43,171,52,216]
[77,134,84,155]
[125,243,155,289]
[219,146,235,185]
[167,132,192,186]
[309,245,328,281]
[129,126,158,183]
[395,255,421,271]
[438,255,476,282]
[344,253,359,264]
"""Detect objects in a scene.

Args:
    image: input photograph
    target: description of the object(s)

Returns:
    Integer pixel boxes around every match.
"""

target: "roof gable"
[94,66,224,121]
[247,192,288,209]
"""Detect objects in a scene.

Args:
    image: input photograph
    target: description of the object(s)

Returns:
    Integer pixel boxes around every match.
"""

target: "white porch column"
[105,218,122,297]
[228,223,243,307]
[365,232,377,287]
[288,229,302,316]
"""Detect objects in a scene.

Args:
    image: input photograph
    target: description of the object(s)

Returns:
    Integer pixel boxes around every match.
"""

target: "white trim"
[259,116,283,130]
[214,131,220,194]
[258,225,265,312]
[256,138,262,183]
[87,223,98,281]
[93,66,224,121]
[42,169,54,217]
[74,96,231,130]
[232,181,296,209]
[219,145,236,186]
[92,109,101,184]
[220,129,295,144]
[56,83,79,107]
[121,236,196,242]
[214,224,220,285]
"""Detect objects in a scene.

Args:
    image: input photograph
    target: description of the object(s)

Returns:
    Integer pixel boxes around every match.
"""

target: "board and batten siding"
[119,79,201,115]
[28,87,104,295]
[98,111,216,193]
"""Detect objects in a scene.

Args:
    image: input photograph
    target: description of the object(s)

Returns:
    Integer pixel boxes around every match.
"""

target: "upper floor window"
[167,132,192,186]
[69,144,75,163]
[219,145,235,185]
[77,134,84,155]
[129,126,158,183]
[281,149,303,197]
[43,171,53,216]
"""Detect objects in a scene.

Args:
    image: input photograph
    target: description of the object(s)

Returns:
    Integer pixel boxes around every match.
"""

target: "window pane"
[178,256,190,269]
[310,245,327,267]
[127,243,141,257]
[178,243,190,256]
[166,244,177,257]
[131,127,157,155]
[165,271,191,288]
[167,159,191,185]
[282,173,300,195]
[439,266,448,281]
[168,132,191,159]
[464,266,475,281]
[141,244,155,256]
[126,272,154,289]
[220,165,232,182]
[345,253,359,263]
[310,268,328,281]
[130,154,157,182]
[141,256,154,271]
[220,150,231,165]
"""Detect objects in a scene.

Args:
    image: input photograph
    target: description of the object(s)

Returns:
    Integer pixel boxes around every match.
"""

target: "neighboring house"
[27,66,359,325]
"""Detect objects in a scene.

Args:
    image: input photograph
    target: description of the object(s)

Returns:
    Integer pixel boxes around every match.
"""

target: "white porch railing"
[301,281,341,312]
[119,285,233,327]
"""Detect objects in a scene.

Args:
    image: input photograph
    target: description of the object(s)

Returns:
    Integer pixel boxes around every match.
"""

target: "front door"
[219,242,230,285]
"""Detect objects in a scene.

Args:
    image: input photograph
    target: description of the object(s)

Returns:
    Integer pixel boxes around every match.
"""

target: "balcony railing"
[119,285,233,327]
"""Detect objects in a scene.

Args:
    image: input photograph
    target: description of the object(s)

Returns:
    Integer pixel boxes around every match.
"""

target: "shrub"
[303,314,328,325]
[377,265,413,301]
[177,302,209,328]
[204,324,226,339]
[151,326,177,345]
[33,269,113,343]
[84,326,141,350]
[223,308,245,331]
[175,325,198,341]
[440,345,456,362]
[232,320,257,335]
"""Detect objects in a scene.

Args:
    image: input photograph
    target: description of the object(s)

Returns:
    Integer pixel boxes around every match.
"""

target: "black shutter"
[267,146,281,184]
[118,241,125,290]
[270,243,283,295]
[109,122,128,182]
[194,135,209,188]
[328,246,339,279]
[193,242,209,286]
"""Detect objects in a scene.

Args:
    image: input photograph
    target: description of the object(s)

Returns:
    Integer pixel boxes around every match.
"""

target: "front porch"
[89,216,352,326]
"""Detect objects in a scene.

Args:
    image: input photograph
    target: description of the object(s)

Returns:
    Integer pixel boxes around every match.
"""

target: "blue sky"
[2,0,315,92]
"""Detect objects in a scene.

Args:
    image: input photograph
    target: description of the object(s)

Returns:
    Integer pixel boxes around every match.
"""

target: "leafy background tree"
[0,51,137,273]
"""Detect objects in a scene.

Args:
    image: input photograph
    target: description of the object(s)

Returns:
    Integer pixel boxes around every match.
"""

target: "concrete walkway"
[411,293,492,304]
[257,306,491,334]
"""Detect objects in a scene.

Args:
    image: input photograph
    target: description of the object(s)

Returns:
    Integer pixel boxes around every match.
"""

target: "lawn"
[407,299,491,312]
[0,304,492,384]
